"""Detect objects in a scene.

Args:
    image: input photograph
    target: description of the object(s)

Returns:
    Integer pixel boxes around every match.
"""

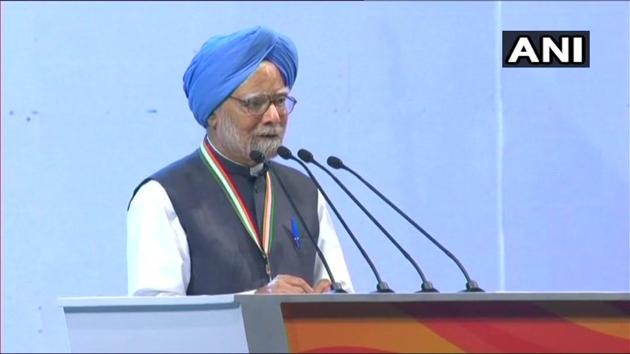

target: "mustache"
[253,125,284,137]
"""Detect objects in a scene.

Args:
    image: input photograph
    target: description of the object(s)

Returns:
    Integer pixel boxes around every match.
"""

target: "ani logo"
[503,31,590,67]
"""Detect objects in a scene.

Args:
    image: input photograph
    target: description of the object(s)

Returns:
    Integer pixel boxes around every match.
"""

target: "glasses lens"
[246,96,272,115]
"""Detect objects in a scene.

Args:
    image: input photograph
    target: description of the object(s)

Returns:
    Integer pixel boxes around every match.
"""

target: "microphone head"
[327,156,344,169]
[276,146,293,159]
[249,150,266,164]
[297,149,314,163]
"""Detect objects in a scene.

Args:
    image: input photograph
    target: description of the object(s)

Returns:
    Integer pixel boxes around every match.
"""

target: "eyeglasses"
[229,94,297,116]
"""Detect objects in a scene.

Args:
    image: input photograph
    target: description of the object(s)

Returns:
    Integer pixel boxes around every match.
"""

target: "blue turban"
[183,26,299,127]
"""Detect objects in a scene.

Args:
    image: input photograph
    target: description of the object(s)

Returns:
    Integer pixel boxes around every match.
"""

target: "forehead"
[233,61,287,97]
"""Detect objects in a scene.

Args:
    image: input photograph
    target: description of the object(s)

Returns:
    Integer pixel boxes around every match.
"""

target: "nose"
[260,103,282,125]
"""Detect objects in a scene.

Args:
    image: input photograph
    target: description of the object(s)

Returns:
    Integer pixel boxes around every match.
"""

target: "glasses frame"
[229,94,297,116]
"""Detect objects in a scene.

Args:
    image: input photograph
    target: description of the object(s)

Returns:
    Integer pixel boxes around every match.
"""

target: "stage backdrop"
[2,1,628,352]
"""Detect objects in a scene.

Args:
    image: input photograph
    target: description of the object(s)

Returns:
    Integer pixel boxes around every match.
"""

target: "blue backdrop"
[2,2,629,352]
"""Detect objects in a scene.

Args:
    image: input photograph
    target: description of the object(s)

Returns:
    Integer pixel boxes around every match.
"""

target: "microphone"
[327,155,484,292]
[249,150,346,294]
[298,149,438,293]
[276,146,394,293]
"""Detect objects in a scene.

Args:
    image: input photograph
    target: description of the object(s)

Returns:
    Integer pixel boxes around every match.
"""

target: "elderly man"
[127,26,353,296]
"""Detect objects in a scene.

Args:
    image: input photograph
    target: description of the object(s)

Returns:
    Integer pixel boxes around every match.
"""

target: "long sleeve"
[313,191,355,292]
[127,180,190,296]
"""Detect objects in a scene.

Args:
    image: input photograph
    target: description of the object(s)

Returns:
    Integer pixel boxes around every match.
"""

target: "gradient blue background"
[2,1,629,352]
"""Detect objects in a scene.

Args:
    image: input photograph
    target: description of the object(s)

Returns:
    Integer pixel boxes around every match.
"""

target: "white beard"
[216,111,285,162]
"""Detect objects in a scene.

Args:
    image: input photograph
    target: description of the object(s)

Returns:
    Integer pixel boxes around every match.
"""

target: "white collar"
[206,136,265,177]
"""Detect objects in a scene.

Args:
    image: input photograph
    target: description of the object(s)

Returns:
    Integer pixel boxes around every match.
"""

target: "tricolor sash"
[199,138,276,256]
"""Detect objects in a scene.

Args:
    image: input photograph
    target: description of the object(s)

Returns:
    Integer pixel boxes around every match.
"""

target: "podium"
[59,293,630,353]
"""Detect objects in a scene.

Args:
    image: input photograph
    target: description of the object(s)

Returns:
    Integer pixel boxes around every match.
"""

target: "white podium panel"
[59,295,248,353]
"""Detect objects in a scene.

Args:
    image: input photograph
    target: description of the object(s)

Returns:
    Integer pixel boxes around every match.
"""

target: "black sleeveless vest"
[130,149,320,295]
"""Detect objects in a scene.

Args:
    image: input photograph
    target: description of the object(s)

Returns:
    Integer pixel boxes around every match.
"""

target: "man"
[127,26,353,296]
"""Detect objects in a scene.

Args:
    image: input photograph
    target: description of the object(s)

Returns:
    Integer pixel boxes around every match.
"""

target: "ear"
[207,112,218,129]
[204,113,217,139]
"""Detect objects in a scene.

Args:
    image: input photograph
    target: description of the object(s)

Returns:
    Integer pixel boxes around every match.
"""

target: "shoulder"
[128,150,201,209]
[128,180,170,210]
[152,150,203,181]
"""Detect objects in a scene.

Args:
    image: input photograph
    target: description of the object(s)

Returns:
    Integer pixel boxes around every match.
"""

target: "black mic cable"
[276,146,394,293]
[249,150,347,294]
[327,155,484,292]
[298,149,438,293]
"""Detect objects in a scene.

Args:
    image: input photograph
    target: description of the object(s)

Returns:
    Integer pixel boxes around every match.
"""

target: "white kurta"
[127,179,354,296]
